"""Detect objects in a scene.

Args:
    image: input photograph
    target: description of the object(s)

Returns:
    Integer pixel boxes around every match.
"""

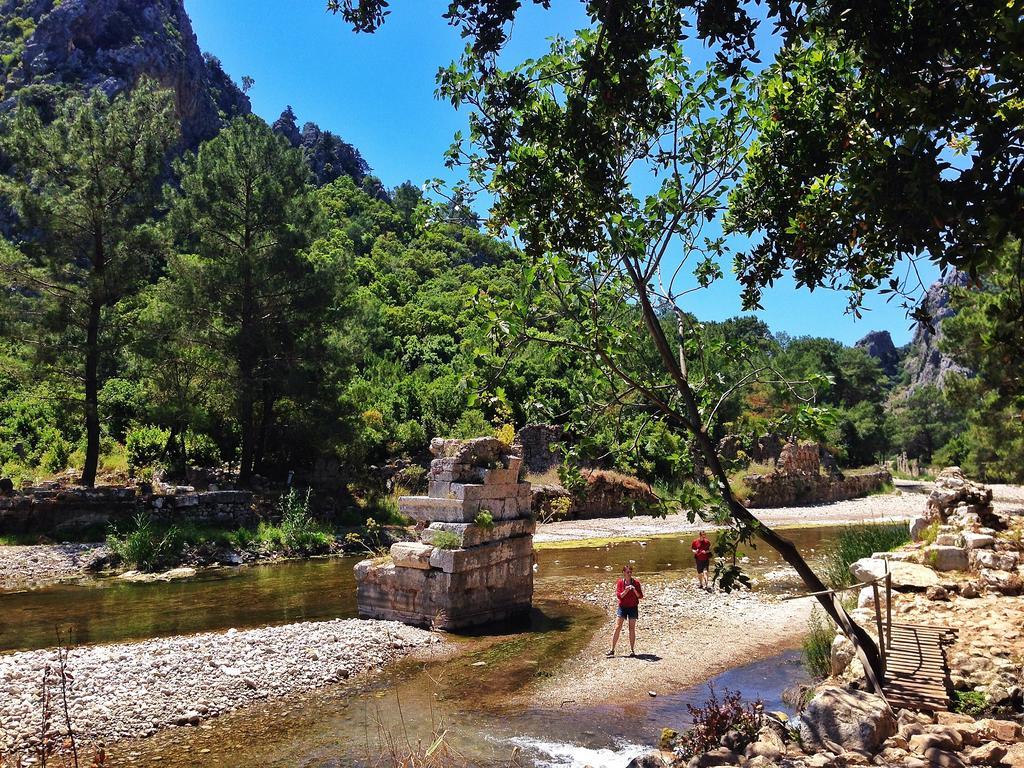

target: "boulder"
[831,634,856,677]
[850,558,940,589]
[926,586,950,601]
[962,533,995,549]
[919,748,968,767]
[923,545,969,572]
[686,747,740,767]
[967,742,1006,766]
[800,687,896,754]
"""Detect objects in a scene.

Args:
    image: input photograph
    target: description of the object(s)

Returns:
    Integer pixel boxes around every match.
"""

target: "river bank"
[535,490,924,544]
[522,574,813,709]
[0,617,442,756]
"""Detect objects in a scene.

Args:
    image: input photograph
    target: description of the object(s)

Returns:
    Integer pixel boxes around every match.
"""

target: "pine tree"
[0,80,178,486]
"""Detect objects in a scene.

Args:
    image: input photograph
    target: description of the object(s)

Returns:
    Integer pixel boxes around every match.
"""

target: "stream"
[0,525,840,653]
[0,525,841,766]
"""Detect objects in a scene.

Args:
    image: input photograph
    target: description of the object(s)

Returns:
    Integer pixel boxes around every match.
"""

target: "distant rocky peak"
[854,330,901,377]
[0,0,251,148]
[902,270,972,391]
[271,105,370,186]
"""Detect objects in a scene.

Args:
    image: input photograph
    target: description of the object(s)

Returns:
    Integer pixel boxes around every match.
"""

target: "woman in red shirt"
[607,564,643,657]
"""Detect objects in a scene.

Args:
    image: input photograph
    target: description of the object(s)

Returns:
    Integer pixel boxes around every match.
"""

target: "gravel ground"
[535,490,926,543]
[0,544,105,592]
[519,573,814,708]
[0,618,441,754]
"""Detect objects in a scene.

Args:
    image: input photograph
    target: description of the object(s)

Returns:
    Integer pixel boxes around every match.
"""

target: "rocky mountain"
[272,106,369,186]
[0,0,251,148]
[901,271,972,391]
[0,0,372,189]
[854,330,902,378]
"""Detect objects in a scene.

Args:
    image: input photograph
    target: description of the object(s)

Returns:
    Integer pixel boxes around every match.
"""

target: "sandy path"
[536,491,924,543]
[523,574,814,708]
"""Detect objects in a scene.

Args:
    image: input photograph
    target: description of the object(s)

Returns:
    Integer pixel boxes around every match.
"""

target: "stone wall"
[742,440,891,507]
[744,469,892,508]
[355,437,534,630]
[515,423,563,474]
[531,469,658,521]
[0,485,256,537]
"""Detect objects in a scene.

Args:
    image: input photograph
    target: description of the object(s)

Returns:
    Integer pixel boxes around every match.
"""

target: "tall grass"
[802,608,837,678]
[819,522,910,589]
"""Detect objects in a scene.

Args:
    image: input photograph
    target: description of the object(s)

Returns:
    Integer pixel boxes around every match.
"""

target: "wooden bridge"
[881,622,957,711]
[788,569,957,712]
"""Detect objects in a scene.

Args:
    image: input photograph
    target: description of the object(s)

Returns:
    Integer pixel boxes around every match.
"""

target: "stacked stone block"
[355,437,535,630]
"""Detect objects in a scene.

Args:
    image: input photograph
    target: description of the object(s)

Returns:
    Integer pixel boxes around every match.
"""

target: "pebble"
[0,618,440,754]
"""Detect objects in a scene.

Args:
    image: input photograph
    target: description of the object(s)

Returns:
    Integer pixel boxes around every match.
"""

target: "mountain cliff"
[0,0,251,148]
[901,271,972,390]
[0,0,372,187]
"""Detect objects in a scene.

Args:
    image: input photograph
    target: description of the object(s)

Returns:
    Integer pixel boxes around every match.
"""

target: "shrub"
[920,519,941,545]
[802,608,837,678]
[671,685,763,760]
[951,690,987,717]
[819,522,910,588]
[185,430,221,466]
[277,488,333,554]
[39,428,71,473]
[106,513,183,571]
[125,425,170,470]
[431,531,462,550]
[473,510,494,530]
[494,422,515,446]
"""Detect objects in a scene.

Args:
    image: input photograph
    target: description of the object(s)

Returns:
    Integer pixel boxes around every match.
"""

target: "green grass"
[819,522,910,589]
[431,530,462,550]
[106,489,335,571]
[951,690,987,717]
[802,608,837,678]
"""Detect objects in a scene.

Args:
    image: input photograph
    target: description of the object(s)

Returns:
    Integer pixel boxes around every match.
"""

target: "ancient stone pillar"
[354,437,535,630]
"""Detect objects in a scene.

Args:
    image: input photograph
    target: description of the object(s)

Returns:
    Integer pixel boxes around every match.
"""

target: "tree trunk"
[81,297,101,488]
[625,262,886,691]
[254,384,275,475]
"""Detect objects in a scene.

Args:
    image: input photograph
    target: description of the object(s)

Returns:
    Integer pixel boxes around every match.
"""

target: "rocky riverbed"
[0,543,106,592]
[0,618,441,756]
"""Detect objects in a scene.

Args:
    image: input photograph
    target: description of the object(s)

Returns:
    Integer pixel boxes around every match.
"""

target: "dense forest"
[0,0,1021,501]
[0,78,1018,495]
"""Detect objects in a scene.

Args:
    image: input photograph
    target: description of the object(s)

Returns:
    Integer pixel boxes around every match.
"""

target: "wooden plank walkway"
[882,623,957,712]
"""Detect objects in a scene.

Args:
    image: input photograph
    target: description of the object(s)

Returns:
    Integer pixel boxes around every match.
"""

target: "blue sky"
[186,0,936,346]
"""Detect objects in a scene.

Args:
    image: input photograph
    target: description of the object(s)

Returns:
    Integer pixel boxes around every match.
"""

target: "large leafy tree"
[0,80,178,486]
[326,0,924,688]
[164,116,332,483]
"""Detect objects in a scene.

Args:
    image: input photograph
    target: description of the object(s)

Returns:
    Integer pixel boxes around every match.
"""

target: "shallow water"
[0,525,843,653]
[113,605,808,768]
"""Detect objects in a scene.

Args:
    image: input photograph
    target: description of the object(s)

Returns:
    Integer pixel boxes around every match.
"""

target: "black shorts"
[617,605,639,620]
[696,558,710,573]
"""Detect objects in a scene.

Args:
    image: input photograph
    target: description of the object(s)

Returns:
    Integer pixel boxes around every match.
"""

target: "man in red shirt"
[692,531,712,590]
[607,565,643,657]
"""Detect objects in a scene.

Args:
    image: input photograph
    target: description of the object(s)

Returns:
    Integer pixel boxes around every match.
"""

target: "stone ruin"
[742,440,891,508]
[904,467,1021,593]
[354,437,535,630]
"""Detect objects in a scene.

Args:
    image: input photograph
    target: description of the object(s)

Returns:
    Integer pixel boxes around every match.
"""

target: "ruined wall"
[531,469,658,521]
[515,423,563,474]
[0,486,256,536]
[744,469,891,508]
[355,437,534,630]
[742,440,891,508]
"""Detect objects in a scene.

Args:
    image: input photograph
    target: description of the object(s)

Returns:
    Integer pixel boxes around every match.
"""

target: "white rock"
[963,532,995,549]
